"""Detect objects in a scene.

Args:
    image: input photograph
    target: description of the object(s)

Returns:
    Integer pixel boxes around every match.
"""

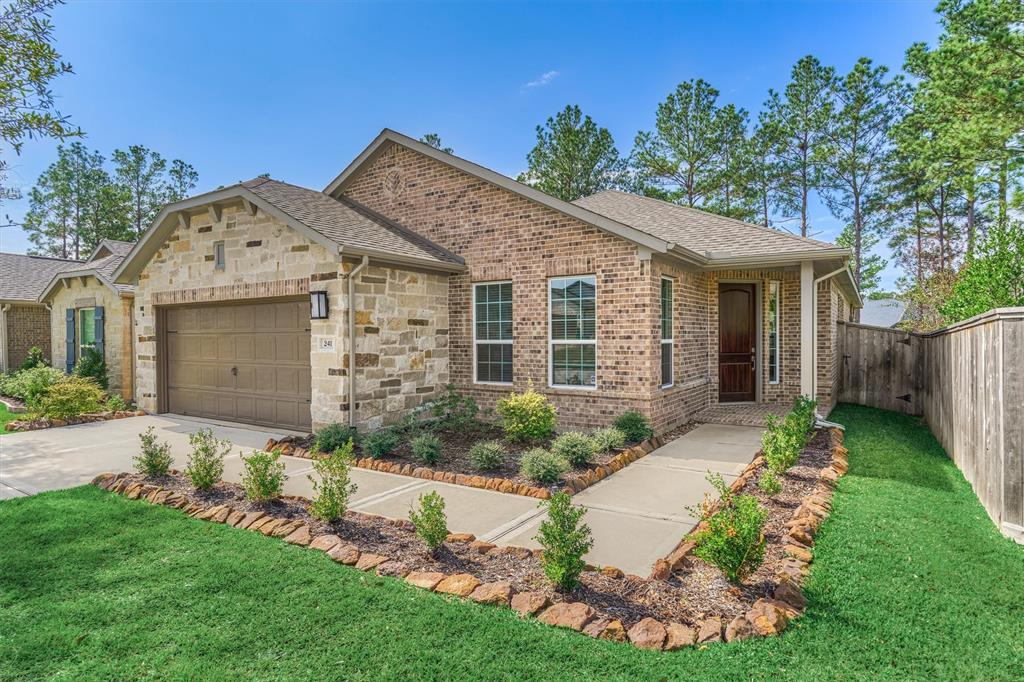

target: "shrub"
[591,426,626,453]
[185,427,230,491]
[690,473,768,582]
[34,376,103,419]
[550,431,597,468]
[411,432,442,465]
[613,410,654,443]
[242,450,286,502]
[409,490,448,554]
[469,440,506,471]
[758,468,782,496]
[792,394,818,433]
[363,429,400,459]
[73,346,108,389]
[431,384,480,430]
[314,423,358,454]
[135,426,173,477]
[496,385,557,442]
[519,448,568,484]
[105,394,130,412]
[762,414,800,474]
[0,366,64,403]
[309,439,357,522]
[535,492,593,590]
[19,346,48,371]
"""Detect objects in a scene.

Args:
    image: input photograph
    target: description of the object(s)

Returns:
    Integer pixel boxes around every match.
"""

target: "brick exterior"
[4,304,50,371]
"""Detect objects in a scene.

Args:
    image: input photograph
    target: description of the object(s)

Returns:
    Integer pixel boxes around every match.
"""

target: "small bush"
[411,432,442,465]
[431,384,480,430]
[690,473,768,582]
[550,431,597,468]
[519,448,568,484]
[792,394,818,432]
[363,429,400,459]
[535,492,593,590]
[309,439,357,522]
[613,410,654,443]
[314,423,358,454]
[73,346,108,389]
[34,376,103,419]
[105,394,130,412]
[409,490,448,554]
[0,366,64,403]
[469,440,506,471]
[19,346,48,371]
[758,468,782,496]
[185,427,230,491]
[762,413,803,474]
[496,384,557,443]
[242,450,286,502]
[135,426,172,477]
[591,426,626,453]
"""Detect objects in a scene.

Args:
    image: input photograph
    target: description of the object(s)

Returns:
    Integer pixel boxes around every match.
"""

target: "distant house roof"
[0,252,82,303]
[859,298,907,328]
[39,241,137,302]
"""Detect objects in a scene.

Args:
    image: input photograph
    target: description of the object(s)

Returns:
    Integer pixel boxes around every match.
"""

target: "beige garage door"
[164,300,312,431]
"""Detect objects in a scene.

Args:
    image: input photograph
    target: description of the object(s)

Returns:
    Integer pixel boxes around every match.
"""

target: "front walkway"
[0,415,764,576]
[695,402,789,427]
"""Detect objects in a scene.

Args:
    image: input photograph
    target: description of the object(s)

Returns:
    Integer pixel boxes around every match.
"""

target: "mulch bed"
[4,409,144,432]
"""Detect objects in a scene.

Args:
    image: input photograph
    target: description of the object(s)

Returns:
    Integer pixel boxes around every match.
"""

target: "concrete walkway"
[0,416,763,575]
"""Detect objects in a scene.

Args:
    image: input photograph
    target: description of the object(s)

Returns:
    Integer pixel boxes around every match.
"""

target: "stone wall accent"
[5,304,50,371]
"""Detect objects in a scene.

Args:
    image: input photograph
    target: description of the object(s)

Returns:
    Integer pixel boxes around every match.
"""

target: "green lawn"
[1,404,1022,680]
[0,401,18,434]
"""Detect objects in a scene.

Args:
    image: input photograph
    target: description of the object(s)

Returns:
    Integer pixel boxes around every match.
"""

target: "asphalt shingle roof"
[0,253,82,302]
[573,190,838,258]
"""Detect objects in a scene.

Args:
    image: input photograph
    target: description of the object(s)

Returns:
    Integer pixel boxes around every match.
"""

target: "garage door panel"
[254,336,275,361]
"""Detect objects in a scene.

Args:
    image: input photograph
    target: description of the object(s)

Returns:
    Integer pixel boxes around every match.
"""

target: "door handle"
[231,366,238,376]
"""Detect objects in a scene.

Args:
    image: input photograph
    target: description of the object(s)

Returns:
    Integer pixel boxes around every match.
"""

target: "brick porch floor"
[693,403,788,427]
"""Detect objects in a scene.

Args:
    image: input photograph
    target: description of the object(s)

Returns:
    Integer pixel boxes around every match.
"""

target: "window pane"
[79,308,96,346]
[551,342,596,387]
[661,278,673,340]
[549,275,595,342]
[661,341,673,386]
[768,281,779,383]
[476,343,513,383]
[474,283,513,382]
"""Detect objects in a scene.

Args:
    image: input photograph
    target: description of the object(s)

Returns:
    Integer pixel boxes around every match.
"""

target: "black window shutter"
[65,309,75,372]
[94,306,105,356]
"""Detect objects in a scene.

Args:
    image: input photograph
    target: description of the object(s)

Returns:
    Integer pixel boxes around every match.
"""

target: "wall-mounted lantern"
[310,291,329,320]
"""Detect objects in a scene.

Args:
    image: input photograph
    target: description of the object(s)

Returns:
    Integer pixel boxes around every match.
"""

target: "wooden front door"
[718,283,756,402]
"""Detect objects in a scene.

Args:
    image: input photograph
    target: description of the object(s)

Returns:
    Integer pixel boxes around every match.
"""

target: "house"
[38,240,136,398]
[0,252,82,373]
[859,297,907,328]
[112,129,861,434]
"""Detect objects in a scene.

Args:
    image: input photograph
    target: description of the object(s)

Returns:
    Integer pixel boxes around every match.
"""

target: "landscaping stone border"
[90,426,846,652]
[5,409,145,432]
[262,433,668,500]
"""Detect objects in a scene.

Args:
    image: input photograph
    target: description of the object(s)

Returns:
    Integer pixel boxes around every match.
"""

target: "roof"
[0,252,82,302]
[85,239,135,263]
[859,298,907,328]
[39,244,137,302]
[573,190,839,260]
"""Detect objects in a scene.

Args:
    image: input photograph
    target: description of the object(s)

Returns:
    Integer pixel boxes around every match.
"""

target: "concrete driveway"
[0,415,762,575]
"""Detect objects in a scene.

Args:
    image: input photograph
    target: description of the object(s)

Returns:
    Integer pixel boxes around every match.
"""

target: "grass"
[0,401,18,434]
[1,404,1022,680]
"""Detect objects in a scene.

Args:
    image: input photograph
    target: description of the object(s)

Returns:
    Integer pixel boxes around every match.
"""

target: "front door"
[718,283,756,402]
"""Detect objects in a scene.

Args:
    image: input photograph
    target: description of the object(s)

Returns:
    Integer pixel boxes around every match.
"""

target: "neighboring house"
[0,252,82,373]
[859,297,907,328]
[39,240,136,398]
[113,129,861,434]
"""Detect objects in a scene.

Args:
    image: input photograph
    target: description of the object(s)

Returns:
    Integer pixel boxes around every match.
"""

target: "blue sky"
[0,1,942,288]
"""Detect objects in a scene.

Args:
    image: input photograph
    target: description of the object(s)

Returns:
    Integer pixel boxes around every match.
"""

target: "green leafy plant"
[519,448,568,484]
[34,376,103,419]
[0,365,64,403]
[613,410,654,443]
[535,492,593,591]
[19,346,48,371]
[73,346,108,390]
[411,432,442,466]
[469,440,506,471]
[758,468,782,496]
[690,473,768,582]
[409,490,448,555]
[591,426,626,452]
[105,394,130,412]
[430,383,480,431]
[135,426,172,477]
[242,450,286,502]
[314,423,358,454]
[762,413,802,473]
[363,429,400,459]
[791,394,818,434]
[309,439,358,522]
[550,431,597,468]
[496,384,557,442]
[185,427,230,491]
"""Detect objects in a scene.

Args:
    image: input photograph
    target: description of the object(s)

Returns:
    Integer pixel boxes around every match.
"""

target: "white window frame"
[548,275,597,390]
[213,241,226,270]
[472,280,513,385]
[767,280,781,384]
[78,306,97,360]
[660,276,674,388]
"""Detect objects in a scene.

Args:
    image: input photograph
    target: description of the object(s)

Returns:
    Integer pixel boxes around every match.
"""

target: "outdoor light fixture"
[310,291,329,320]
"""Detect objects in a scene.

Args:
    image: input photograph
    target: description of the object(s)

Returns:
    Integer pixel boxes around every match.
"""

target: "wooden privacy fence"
[839,308,1024,543]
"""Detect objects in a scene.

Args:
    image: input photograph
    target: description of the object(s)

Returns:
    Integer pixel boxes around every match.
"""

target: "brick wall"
[5,304,50,371]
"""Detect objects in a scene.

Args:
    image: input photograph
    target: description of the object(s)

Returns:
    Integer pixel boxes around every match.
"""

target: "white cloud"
[522,70,560,91]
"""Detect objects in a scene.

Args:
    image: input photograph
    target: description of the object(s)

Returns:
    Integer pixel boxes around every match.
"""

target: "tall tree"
[166,159,199,204]
[746,113,785,228]
[419,133,453,154]
[941,220,1024,322]
[708,103,756,221]
[518,104,626,202]
[111,145,168,238]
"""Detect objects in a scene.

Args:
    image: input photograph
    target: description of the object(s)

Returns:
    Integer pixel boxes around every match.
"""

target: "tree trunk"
[965,186,976,262]
[914,198,923,288]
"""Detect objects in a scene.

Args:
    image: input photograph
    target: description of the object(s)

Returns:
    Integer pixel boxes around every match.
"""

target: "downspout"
[347,256,369,428]
[811,265,849,414]
[0,304,9,373]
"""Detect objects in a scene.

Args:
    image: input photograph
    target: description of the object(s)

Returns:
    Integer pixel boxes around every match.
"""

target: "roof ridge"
[0,251,83,263]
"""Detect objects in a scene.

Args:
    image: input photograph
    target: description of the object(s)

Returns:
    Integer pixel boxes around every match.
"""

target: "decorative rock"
[258,518,286,536]
[510,591,549,617]
[237,511,266,530]
[490,545,533,560]
[600,566,624,579]
[283,525,312,546]
[773,575,807,611]
[469,581,513,606]
[445,533,475,543]
[327,544,360,565]
[724,615,756,642]
[697,617,722,643]
[151,490,172,505]
[746,599,789,636]
[91,472,115,487]
[785,544,813,563]
[664,622,696,650]
[599,619,627,642]
[435,573,482,597]
[272,520,302,538]
[650,559,672,580]
[354,553,389,571]
[211,506,232,523]
[376,561,411,578]
[309,534,342,552]
[405,571,445,590]
[787,527,814,545]
[537,602,595,631]
[627,617,667,650]
[468,540,496,554]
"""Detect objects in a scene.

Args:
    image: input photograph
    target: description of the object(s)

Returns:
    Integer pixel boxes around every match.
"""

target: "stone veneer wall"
[5,304,51,372]
[49,279,132,397]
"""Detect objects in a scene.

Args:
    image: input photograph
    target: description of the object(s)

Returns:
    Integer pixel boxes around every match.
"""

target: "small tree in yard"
[535,492,593,591]
[689,473,768,582]
[135,426,172,477]
[185,427,230,491]
[409,491,448,555]
[309,439,358,522]
[242,450,286,502]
